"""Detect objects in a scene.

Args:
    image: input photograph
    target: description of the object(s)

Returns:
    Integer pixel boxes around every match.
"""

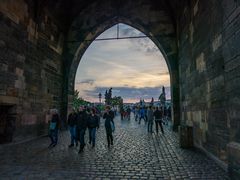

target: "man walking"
[76,106,88,153]
[68,109,77,147]
[147,106,154,133]
[103,106,115,148]
[139,107,145,124]
[153,107,164,134]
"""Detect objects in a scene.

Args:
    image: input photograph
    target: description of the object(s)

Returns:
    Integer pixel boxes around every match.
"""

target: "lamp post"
[98,93,102,104]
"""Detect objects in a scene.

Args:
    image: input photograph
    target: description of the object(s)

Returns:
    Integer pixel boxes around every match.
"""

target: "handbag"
[110,121,115,132]
[49,122,57,130]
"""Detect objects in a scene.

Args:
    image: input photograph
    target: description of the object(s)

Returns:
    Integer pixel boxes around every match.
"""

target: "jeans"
[139,116,145,124]
[155,120,164,134]
[79,128,86,150]
[88,128,97,146]
[135,114,138,121]
[148,121,153,132]
[49,129,58,144]
[105,127,113,146]
[69,125,77,145]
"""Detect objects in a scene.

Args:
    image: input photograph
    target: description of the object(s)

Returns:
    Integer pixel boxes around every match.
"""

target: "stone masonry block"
[179,125,193,148]
[227,142,240,179]
[196,53,206,73]
[212,34,222,52]
[0,63,8,72]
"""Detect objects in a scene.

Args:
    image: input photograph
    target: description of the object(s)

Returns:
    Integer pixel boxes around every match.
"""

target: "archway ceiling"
[37,0,179,32]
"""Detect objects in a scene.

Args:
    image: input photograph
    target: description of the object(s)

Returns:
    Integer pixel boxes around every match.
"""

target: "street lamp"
[98,93,102,104]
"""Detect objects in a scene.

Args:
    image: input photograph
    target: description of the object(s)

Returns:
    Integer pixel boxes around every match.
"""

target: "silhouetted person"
[126,106,131,120]
[147,106,154,133]
[103,106,115,148]
[134,106,139,121]
[87,108,100,148]
[76,106,88,153]
[144,106,148,123]
[154,107,164,134]
[68,109,77,147]
[49,109,60,148]
[139,107,145,124]
[120,106,124,120]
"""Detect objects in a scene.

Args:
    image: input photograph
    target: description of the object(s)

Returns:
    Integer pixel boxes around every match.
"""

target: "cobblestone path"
[0,115,229,179]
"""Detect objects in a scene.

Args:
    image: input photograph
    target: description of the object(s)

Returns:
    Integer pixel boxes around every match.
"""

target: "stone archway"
[62,0,180,130]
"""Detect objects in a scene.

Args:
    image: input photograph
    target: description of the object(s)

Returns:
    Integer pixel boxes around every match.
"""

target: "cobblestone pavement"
[0,115,229,179]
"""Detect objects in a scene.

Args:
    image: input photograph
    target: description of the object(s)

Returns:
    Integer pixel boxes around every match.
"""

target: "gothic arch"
[62,1,180,129]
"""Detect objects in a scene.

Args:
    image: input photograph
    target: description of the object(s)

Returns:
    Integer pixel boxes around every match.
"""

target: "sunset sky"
[75,23,170,103]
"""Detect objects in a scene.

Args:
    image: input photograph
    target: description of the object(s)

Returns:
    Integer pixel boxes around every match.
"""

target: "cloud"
[96,23,159,55]
[157,72,169,76]
[74,23,171,103]
[76,79,95,85]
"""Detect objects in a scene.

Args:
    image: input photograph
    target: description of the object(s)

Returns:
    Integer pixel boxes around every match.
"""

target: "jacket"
[87,115,100,128]
[76,110,88,129]
[103,111,114,129]
[147,109,154,122]
[154,109,162,120]
[68,113,77,126]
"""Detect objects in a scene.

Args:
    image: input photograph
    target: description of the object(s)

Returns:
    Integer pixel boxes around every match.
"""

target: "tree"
[111,96,123,106]
[72,90,91,110]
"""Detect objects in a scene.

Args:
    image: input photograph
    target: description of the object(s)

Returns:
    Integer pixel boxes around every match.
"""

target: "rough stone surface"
[0,1,63,142]
[0,0,239,177]
[227,142,240,179]
[178,0,240,168]
[0,116,229,179]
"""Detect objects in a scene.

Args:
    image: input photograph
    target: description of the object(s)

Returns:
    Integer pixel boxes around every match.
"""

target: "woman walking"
[87,108,100,148]
[49,109,60,148]
[103,106,115,148]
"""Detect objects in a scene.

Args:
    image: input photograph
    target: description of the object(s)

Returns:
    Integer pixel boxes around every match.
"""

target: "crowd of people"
[133,106,171,124]
[131,105,170,133]
[48,105,115,153]
[48,104,171,153]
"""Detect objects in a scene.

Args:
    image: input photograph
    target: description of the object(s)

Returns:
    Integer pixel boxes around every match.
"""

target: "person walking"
[68,109,78,147]
[139,107,145,124]
[144,106,148,123]
[120,106,124,120]
[76,106,88,153]
[147,106,154,133]
[103,106,115,148]
[134,106,138,121]
[126,106,131,120]
[48,109,60,148]
[87,108,100,148]
[154,107,164,134]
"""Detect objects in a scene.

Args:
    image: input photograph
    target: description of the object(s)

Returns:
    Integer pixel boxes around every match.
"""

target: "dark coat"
[76,110,88,130]
[154,109,162,120]
[103,111,114,129]
[87,114,100,128]
[67,113,77,126]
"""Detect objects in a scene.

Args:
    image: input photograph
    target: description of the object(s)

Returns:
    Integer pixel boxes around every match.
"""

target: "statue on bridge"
[105,88,112,105]
[159,86,166,108]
